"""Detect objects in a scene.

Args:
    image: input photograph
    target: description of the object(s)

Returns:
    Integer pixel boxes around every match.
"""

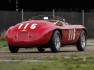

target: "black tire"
[50,30,61,52]
[76,31,86,51]
[37,47,45,52]
[9,45,19,53]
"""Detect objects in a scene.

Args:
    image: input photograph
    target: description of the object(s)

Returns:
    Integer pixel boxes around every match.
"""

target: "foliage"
[0,30,7,48]
[0,41,8,48]
[0,30,6,41]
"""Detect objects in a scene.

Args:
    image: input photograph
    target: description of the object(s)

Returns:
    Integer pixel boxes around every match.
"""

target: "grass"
[0,41,8,49]
[0,60,94,70]
[0,30,6,41]
[0,30,8,49]
[0,53,94,70]
[9,52,94,62]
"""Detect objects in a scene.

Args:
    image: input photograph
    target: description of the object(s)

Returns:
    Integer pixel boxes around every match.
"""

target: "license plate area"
[18,32,28,41]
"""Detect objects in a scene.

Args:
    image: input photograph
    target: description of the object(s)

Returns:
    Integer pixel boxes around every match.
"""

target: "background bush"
[0,30,8,48]
[0,30,6,41]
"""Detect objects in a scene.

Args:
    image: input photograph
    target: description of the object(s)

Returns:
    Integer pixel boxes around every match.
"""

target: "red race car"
[6,15,87,53]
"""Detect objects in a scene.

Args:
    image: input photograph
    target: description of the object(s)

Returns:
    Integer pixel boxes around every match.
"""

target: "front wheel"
[76,31,86,51]
[9,45,19,53]
[50,30,61,52]
[37,47,45,52]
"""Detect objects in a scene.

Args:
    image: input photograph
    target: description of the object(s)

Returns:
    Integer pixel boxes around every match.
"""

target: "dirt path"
[0,39,94,60]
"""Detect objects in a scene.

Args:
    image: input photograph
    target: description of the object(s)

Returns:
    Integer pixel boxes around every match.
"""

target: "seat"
[55,21,65,26]
[49,20,65,26]
[49,20,57,22]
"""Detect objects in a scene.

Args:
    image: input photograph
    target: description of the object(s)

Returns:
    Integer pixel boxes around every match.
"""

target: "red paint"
[6,20,86,47]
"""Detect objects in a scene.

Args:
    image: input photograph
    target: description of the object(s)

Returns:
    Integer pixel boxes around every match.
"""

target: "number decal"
[18,23,37,29]
[68,29,76,40]
[73,29,76,40]
[30,24,37,29]
[24,23,29,30]
[18,24,23,29]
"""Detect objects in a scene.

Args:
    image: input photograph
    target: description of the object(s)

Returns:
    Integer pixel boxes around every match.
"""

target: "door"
[61,25,78,45]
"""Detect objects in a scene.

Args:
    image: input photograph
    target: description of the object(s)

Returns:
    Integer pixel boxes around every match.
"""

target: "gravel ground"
[0,39,94,60]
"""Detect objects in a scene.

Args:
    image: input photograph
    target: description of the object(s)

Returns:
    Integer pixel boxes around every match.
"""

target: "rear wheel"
[50,30,61,52]
[76,31,86,51]
[37,47,45,52]
[9,45,19,53]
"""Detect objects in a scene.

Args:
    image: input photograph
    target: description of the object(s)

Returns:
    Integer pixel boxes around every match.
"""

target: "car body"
[6,15,87,53]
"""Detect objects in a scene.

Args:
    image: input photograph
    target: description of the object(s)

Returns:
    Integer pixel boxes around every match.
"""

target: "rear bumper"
[7,36,50,47]
[7,39,35,47]
[6,31,51,47]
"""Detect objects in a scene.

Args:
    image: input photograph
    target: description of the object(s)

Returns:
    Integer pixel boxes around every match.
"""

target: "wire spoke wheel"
[81,33,86,49]
[54,33,61,50]
[76,31,86,51]
[50,30,61,52]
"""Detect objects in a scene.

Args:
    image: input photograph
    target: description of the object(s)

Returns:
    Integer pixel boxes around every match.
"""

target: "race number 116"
[18,23,37,29]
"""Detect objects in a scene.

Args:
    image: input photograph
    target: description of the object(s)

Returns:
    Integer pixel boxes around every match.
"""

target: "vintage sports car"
[6,15,87,53]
